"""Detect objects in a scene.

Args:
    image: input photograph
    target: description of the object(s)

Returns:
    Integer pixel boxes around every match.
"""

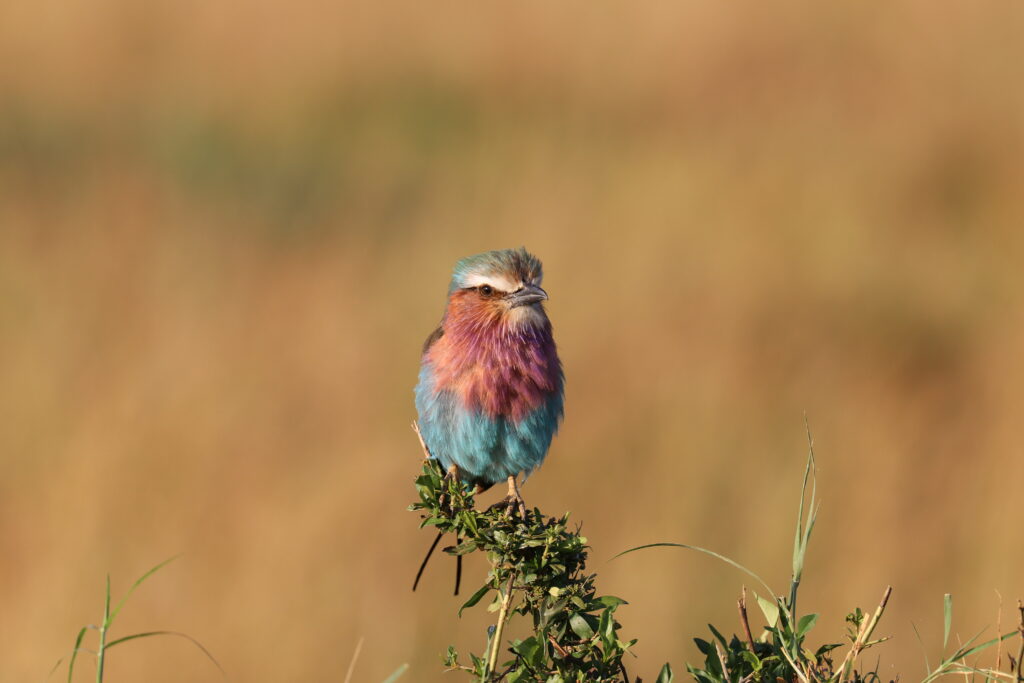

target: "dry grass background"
[1,1,1023,681]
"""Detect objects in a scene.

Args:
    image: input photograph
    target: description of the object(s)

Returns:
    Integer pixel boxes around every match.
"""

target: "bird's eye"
[480,285,493,296]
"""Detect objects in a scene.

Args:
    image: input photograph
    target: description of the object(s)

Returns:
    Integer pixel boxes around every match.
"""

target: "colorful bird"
[415,247,564,512]
[412,248,564,592]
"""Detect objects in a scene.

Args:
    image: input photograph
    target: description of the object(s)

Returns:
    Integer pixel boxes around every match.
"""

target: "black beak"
[507,284,548,308]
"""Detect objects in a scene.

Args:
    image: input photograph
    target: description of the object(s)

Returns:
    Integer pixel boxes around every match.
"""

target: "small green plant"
[915,595,1023,683]
[51,557,221,683]
[618,426,1022,683]
[412,423,1024,683]
[410,459,652,682]
[616,431,888,683]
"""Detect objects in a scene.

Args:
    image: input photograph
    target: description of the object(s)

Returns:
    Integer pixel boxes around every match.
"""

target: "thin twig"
[953,634,970,683]
[343,637,364,683]
[486,572,517,679]
[776,632,810,683]
[412,421,431,459]
[837,586,893,682]
[1015,600,1023,683]
[997,591,1004,673]
[547,635,569,659]
[738,586,756,653]
[714,640,731,683]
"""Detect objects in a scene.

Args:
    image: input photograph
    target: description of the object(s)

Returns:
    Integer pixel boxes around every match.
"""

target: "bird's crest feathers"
[449,247,543,295]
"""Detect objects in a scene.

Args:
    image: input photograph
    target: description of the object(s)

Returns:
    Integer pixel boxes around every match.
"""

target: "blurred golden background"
[2,1,1023,681]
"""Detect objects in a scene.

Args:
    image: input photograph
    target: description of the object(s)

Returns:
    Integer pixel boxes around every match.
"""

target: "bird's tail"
[412,531,463,596]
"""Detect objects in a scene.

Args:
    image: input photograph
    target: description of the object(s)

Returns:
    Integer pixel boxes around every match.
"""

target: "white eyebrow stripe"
[464,273,520,292]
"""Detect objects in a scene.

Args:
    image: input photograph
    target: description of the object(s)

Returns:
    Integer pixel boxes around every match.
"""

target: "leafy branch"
[411,425,1024,683]
[410,459,650,682]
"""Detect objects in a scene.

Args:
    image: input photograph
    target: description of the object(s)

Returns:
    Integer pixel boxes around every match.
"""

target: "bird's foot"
[489,494,527,519]
[487,475,527,519]
[438,464,460,514]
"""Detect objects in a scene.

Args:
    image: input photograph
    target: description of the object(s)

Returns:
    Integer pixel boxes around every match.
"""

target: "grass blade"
[943,594,953,651]
[382,663,409,682]
[955,631,1018,662]
[922,632,1019,683]
[791,419,818,616]
[108,556,180,626]
[104,631,225,676]
[912,621,931,672]
[97,576,111,683]
[66,626,88,683]
[793,433,812,581]
[614,543,776,598]
[946,625,988,663]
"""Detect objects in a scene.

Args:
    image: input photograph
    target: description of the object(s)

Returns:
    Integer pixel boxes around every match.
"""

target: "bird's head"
[445,248,549,328]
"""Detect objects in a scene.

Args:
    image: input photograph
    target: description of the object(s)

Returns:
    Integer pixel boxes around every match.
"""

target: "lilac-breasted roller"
[415,247,564,515]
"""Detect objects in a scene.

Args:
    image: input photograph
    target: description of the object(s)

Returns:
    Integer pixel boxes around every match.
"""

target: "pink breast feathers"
[427,321,560,422]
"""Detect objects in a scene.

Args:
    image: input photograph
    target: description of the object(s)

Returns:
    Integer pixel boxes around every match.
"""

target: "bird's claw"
[513,495,527,519]
[438,466,459,514]
[486,474,528,519]
[488,493,527,520]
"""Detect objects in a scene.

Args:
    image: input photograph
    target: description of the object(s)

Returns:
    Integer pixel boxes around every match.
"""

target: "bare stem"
[837,585,893,683]
[343,637,364,683]
[738,586,756,653]
[412,421,432,459]
[997,591,1004,673]
[715,640,731,681]
[486,572,517,680]
[1015,600,1023,683]
[96,624,106,683]
[97,575,111,683]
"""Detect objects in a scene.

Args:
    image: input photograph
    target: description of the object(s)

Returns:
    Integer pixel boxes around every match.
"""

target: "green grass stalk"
[96,576,110,683]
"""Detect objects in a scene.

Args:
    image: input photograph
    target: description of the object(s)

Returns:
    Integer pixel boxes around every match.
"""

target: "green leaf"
[512,636,539,656]
[449,540,478,556]
[815,642,842,657]
[943,593,952,651]
[598,607,615,651]
[707,623,729,649]
[461,511,479,536]
[754,592,780,628]
[739,650,762,672]
[594,595,627,608]
[569,613,595,639]
[458,584,490,616]
[796,613,819,638]
[656,662,674,683]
